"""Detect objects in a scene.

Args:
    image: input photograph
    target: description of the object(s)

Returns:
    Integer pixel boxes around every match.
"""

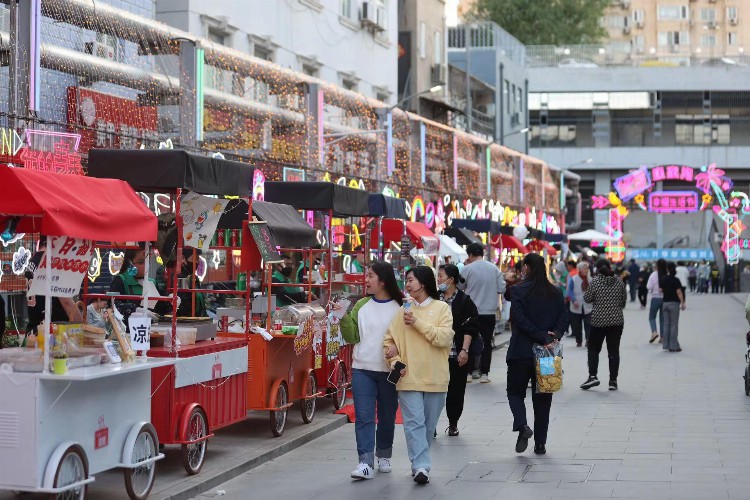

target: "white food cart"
[0,167,166,499]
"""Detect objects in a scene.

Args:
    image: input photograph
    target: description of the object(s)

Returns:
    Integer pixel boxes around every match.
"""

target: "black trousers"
[638,287,648,307]
[477,314,496,374]
[688,277,697,292]
[629,281,638,301]
[446,357,469,426]
[587,324,624,381]
[506,358,553,446]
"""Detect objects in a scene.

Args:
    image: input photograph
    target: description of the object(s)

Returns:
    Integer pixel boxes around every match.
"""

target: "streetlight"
[389,85,443,112]
[502,127,529,139]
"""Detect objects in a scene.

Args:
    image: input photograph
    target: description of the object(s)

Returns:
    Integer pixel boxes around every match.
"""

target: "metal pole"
[178,39,197,147]
[465,24,472,133]
[497,63,504,143]
[42,235,51,374]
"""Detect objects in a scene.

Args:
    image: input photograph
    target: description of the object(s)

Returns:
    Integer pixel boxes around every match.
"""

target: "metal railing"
[447,21,526,66]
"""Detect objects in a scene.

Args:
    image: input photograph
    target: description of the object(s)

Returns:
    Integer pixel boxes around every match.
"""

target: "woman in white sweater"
[339,261,403,480]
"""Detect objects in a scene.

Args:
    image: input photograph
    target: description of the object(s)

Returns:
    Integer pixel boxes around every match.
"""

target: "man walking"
[627,259,640,302]
[460,243,506,383]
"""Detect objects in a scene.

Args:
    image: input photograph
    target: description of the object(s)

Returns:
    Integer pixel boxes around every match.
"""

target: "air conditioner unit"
[730,17,738,25]
[636,20,644,28]
[431,64,446,85]
[623,26,631,34]
[708,20,717,29]
[84,41,116,61]
[375,5,387,32]
[360,1,377,28]
[620,0,630,8]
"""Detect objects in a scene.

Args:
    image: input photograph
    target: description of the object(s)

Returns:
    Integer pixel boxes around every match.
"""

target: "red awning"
[0,167,157,242]
[374,219,440,254]
[492,234,529,254]
[526,239,558,256]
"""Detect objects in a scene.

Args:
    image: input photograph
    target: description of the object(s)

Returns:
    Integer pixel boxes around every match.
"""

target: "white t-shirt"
[352,298,402,372]
[675,266,689,289]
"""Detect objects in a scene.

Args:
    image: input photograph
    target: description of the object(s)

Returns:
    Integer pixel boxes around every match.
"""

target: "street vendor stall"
[0,167,167,500]
[88,149,252,472]
[264,181,371,412]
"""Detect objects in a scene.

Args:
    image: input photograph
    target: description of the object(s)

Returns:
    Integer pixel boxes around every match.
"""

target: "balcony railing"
[448,21,527,66]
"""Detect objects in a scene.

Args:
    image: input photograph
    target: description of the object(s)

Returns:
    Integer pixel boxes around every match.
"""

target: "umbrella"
[566,229,620,242]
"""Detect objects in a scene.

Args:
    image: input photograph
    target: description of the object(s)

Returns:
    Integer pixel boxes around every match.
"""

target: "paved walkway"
[191,293,750,500]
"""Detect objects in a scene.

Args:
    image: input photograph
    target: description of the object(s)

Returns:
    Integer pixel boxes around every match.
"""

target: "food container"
[151,325,197,347]
[150,333,165,347]
[272,304,327,327]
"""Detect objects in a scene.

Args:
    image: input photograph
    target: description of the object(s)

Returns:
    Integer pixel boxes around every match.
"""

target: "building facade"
[156,0,398,103]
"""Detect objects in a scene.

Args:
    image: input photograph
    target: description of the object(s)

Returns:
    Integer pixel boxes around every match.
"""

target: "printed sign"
[283,167,305,182]
[94,415,109,450]
[294,316,317,356]
[29,237,93,297]
[248,222,283,264]
[326,322,343,361]
[180,191,229,251]
[127,315,151,351]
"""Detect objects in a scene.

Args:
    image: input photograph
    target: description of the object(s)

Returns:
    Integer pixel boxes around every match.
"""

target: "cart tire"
[745,366,750,396]
[270,382,288,437]
[181,407,208,475]
[48,444,88,500]
[123,423,158,500]
[301,372,317,424]
[333,362,348,410]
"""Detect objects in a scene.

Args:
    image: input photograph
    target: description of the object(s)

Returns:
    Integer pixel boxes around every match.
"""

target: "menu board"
[248,221,283,264]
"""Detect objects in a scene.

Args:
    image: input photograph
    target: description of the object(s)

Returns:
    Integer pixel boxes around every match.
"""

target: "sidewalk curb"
[158,414,349,500]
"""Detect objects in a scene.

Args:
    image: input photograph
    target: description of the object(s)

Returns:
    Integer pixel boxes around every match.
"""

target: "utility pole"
[465,24,472,133]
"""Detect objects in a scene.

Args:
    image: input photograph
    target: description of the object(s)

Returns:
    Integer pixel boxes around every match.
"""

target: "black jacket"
[504,280,569,360]
[444,290,480,353]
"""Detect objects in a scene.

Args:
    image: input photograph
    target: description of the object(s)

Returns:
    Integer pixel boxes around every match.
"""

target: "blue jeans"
[649,297,664,335]
[398,390,445,472]
[352,368,398,467]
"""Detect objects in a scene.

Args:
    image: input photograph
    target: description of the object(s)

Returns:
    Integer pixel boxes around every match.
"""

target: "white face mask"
[438,282,449,292]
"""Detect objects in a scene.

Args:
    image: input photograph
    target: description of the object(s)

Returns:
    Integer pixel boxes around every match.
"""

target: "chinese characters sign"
[127,315,151,351]
[613,168,651,201]
[29,237,93,297]
[648,191,699,213]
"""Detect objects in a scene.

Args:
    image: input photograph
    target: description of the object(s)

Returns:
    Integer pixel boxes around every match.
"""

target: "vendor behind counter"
[272,254,317,306]
[109,246,172,326]
[175,247,206,317]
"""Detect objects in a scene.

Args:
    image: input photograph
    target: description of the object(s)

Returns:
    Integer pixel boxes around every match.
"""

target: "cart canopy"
[439,234,468,263]
[443,227,482,246]
[451,218,504,236]
[217,199,316,248]
[544,233,568,243]
[492,234,529,254]
[367,194,409,219]
[526,239,558,256]
[0,167,157,241]
[252,201,317,248]
[264,182,369,217]
[87,149,252,196]
[374,219,440,254]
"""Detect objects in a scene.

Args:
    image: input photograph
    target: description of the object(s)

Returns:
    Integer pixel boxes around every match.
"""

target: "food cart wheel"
[333,361,348,410]
[181,407,208,475]
[123,423,158,500]
[48,444,88,500]
[270,382,289,437]
[301,372,317,424]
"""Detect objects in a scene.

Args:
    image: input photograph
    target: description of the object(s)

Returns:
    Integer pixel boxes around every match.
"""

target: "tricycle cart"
[88,149,253,473]
[217,198,322,436]
[265,181,373,411]
[0,167,166,499]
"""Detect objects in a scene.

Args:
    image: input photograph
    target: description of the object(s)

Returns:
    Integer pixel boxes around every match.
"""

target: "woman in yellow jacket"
[383,266,454,485]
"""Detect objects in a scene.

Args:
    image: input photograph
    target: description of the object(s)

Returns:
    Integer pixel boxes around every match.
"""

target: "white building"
[156,0,398,103]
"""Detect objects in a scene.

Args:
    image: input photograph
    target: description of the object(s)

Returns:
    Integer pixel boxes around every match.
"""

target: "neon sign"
[87,248,102,282]
[16,130,84,175]
[613,167,651,201]
[648,191,699,213]
[252,169,265,201]
[0,128,23,156]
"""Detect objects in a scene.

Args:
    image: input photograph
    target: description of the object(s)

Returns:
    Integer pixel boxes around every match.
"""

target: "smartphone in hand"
[387,361,406,385]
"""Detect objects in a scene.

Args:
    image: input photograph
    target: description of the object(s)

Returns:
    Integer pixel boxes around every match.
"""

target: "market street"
[190,293,750,500]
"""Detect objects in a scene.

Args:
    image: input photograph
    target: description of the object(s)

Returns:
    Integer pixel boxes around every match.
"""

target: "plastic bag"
[533,342,563,393]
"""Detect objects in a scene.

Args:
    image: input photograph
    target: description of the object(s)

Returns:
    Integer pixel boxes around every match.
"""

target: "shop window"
[728,32,738,46]
[658,5,689,21]
[341,0,355,19]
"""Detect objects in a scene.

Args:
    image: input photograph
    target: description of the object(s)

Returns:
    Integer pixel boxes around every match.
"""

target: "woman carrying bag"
[339,261,403,480]
[437,264,480,436]
[383,266,454,484]
[504,253,568,455]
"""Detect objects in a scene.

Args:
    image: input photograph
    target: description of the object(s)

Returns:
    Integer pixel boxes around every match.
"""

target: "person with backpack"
[504,253,568,455]
[580,259,628,391]
[339,261,403,481]
[437,264,479,436]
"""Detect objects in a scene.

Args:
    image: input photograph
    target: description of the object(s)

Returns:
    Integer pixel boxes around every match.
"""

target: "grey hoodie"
[583,274,627,327]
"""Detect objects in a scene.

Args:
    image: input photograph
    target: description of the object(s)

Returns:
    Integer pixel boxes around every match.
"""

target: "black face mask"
[280,266,293,277]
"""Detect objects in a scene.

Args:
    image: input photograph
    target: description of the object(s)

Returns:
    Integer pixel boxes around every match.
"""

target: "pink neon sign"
[613,168,651,201]
[648,191,699,213]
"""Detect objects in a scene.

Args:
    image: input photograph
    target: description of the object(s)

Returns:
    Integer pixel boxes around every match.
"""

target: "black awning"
[252,201,317,248]
[544,233,568,243]
[444,227,482,246]
[451,218,504,236]
[264,181,370,217]
[367,194,409,219]
[87,149,252,196]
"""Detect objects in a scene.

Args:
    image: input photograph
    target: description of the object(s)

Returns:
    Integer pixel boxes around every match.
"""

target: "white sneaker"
[413,468,430,484]
[480,374,491,384]
[351,462,374,479]
[377,457,392,473]
[471,370,480,379]
[466,374,473,383]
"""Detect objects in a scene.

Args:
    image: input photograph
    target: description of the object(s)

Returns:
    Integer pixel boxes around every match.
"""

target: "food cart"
[87,149,251,473]
[264,181,371,412]
[0,167,167,499]
[215,197,322,437]
[372,219,441,268]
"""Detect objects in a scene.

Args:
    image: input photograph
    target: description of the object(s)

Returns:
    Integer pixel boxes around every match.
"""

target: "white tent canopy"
[438,234,468,263]
[567,229,620,242]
